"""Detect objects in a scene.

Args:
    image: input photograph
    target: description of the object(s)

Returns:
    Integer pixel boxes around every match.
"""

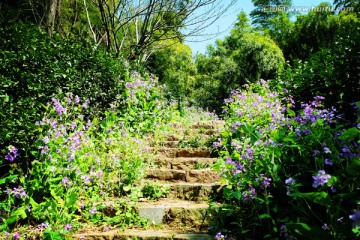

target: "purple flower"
[256,174,271,189]
[304,129,311,135]
[4,146,18,162]
[51,98,66,115]
[349,211,360,221]
[64,223,72,231]
[312,170,331,188]
[322,223,328,230]
[61,177,71,187]
[89,207,97,215]
[323,147,332,154]
[71,122,77,131]
[215,231,225,239]
[74,95,80,104]
[213,140,222,149]
[38,222,49,229]
[82,100,89,109]
[125,82,132,89]
[325,158,333,165]
[13,232,20,240]
[285,177,295,185]
[313,150,320,156]
[12,186,27,199]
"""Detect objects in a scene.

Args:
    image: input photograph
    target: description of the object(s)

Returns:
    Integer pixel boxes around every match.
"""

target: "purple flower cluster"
[256,174,272,189]
[312,170,331,188]
[215,231,226,239]
[295,96,337,125]
[242,185,257,202]
[4,185,27,199]
[285,177,295,195]
[4,146,18,162]
[213,139,222,149]
[64,223,72,231]
[51,98,67,115]
[225,157,246,175]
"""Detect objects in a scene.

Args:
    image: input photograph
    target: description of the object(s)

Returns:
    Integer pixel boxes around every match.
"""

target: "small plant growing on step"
[141,181,170,200]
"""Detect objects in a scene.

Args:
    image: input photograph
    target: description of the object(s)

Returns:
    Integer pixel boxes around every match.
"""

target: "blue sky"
[185,0,331,55]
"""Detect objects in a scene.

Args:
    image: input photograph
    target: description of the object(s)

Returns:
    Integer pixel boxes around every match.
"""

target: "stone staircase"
[74,120,224,240]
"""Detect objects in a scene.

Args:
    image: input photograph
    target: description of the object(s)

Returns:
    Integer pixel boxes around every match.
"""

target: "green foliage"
[211,81,360,239]
[194,12,284,112]
[0,90,155,237]
[148,41,196,102]
[275,9,360,120]
[250,0,292,29]
[0,20,127,175]
[141,181,170,200]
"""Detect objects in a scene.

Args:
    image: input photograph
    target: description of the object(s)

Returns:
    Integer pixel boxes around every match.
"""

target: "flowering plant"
[212,81,360,239]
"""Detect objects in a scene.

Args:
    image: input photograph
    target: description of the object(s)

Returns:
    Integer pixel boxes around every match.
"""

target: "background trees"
[193,12,284,111]
[0,0,237,59]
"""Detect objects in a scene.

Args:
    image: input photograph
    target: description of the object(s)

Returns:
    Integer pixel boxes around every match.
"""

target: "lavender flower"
[285,177,295,185]
[89,207,97,215]
[213,140,222,149]
[51,98,66,115]
[322,223,328,230]
[38,222,49,229]
[61,177,71,187]
[64,223,72,231]
[256,174,272,189]
[323,147,332,154]
[312,170,331,188]
[215,231,225,239]
[13,232,20,240]
[74,95,80,104]
[4,146,18,162]
[349,211,360,221]
[12,186,27,199]
[325,158,333,165]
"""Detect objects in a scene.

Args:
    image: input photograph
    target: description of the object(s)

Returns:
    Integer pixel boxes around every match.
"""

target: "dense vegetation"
[0,0,359,239]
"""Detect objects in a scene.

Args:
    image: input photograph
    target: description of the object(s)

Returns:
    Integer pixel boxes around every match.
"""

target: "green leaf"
[259,213,271,219]
[0,175,18,185]
[287,222,331,239]
[289,191,330,206]
[339,127,360,141]
[346,158,360,176]
[233,191,242,200]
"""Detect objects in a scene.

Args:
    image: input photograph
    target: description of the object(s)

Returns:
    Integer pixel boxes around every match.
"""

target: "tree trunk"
[46,0,59,37]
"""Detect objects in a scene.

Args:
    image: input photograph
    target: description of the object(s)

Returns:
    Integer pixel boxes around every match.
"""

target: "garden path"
[74,120,224,240]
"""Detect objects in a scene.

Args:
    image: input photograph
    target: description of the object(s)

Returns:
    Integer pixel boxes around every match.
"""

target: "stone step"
[165,134,213,142]
[152,148,213,158]
[164,182,224,201]
[155,157,215,170]
[146,169,218,183]
[138,199,213,230]
[73,229,215,240]
[170,120,224,129]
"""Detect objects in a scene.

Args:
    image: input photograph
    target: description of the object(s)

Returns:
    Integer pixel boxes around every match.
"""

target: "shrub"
[0,20,127,176]
[212,81,360,239]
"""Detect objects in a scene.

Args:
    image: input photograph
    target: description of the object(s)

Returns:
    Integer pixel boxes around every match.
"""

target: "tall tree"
[250,0,292,29]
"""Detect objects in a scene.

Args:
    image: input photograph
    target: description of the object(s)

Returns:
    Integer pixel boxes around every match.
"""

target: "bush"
[0,20,127,175]
[212,81,360,239]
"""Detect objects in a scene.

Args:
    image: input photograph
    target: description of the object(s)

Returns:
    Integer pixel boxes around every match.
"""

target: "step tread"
[138,199,209,208]
[73,229,215,240]
[146,169,218,183]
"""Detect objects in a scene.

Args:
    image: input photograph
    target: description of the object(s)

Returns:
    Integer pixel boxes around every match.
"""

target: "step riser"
[138,206,214,230]
[152,148,214,158]
[73,231,215,240]
[167,184,224,202]
[146,169,218,183]
[155,158,215,170]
